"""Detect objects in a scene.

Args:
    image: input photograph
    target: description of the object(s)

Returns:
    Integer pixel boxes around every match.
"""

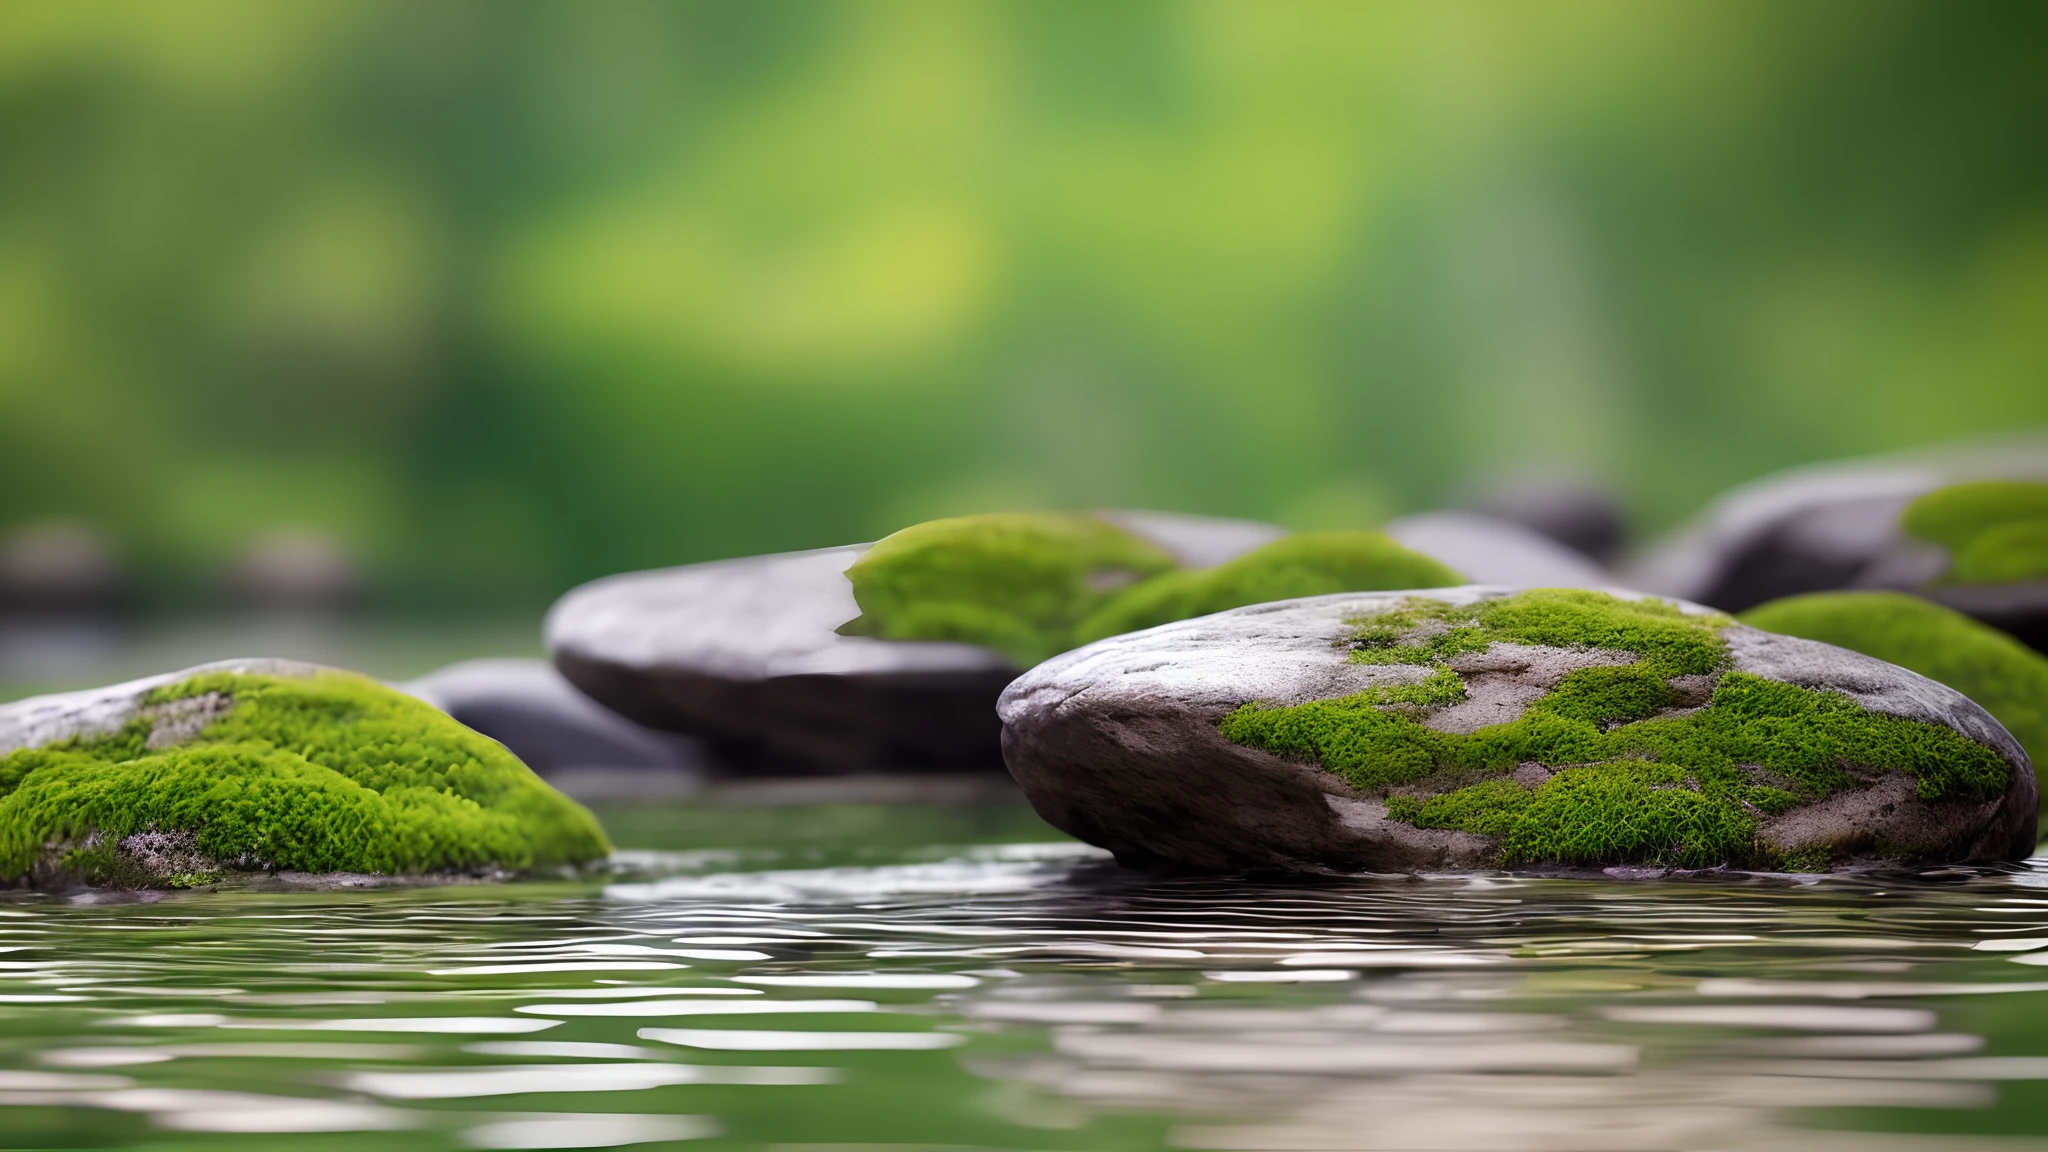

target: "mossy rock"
[1740,592,2048,788]
[1901,481,2048,564]
[1624,437,2048,615]
[997,586,2036,874]
[1900,480,2048,586]
[1895,482,2048,652]
[549,510,1460,775]
[0,659,611,889]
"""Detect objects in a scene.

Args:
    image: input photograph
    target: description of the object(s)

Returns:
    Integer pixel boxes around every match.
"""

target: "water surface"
[8,797,2048,1151]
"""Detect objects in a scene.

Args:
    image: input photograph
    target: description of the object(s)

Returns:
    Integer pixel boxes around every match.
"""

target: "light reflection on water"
[7,825,2048,1148]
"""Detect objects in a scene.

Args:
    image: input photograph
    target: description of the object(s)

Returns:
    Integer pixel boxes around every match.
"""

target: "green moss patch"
[1901,481,2048,583]
[1073,531,1462,645]
[1218,589,2011,869]
[1345,587,1725,675]
[840,513,1177,666]
[1740,591,2048,775]
[0,671,611,883]
[843,516,1461,666]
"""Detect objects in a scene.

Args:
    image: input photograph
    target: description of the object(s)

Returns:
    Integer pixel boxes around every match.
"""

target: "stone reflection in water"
[935,872,2048,1151]
[8,846,2048,1147]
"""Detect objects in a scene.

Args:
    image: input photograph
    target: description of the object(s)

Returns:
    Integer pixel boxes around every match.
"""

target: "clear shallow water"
[9,802,2048,1150]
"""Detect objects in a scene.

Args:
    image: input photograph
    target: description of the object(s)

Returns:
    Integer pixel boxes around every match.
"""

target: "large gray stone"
[546,544,1020,774]
[545,511,1293,775]
[996,585,2036,874]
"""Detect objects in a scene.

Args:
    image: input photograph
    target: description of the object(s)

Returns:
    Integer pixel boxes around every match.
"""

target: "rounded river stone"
[996,585,2036,874]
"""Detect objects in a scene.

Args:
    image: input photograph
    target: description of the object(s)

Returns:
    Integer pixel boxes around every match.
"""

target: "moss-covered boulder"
[1625,436,2048,615]
[998,587,2036,874]
[1740,591,2048,784]
[0,659,611,889]
[549,511,1463,774]
[1899,481,2048,652]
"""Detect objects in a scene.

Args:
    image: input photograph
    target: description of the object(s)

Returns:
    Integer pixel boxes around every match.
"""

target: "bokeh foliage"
[3,0,2046,607]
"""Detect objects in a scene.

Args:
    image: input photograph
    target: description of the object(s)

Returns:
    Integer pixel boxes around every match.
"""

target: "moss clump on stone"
[840,513,1177,666]
[1218,589,2011,869]
[844,516,1462,666]
[1740,591,2048,774]
[1072,531,1463,645]
[1346,587,1725,674]
[1901,481,2048,584]
[0,671,611,883]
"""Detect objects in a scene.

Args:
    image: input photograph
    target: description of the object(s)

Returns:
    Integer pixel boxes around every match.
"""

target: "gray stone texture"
[996,585,2037,874]
[544,511,1295,775]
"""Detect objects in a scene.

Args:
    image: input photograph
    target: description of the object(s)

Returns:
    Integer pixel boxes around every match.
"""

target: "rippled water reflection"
[9,803,2048,1150]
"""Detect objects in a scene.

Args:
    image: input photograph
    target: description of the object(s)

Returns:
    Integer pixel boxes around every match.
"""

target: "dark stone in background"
[1465,476,1628,563]
[1382,511,1610,589]
[1626,436,2048,651]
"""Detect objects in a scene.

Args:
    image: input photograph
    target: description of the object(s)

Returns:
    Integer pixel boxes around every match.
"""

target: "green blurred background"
[4,0,2047,613]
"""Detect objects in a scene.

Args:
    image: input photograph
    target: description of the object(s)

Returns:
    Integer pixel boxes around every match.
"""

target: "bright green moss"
[1740,591,2048,774]
[844,517,1462,665]
[1953,520,2048,584]
[1901,481,2048,583]
[1220,589,2012,868]
[1383,762,1757,868]
[840,513,1176,666]
[1346,588,1727,676]
[1072,531,1462,645]
[1901,481,2048,550]
[0,671,611,883]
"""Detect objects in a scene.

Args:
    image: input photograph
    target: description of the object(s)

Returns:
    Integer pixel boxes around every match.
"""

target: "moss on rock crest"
[1740,591,2048,774]
[1219,589,2012,869]
[1074,531,1463,645]
[0,670,611,883]
[1902,481,2048,583]
[841,513,1178,666]
[844,516,1462,666]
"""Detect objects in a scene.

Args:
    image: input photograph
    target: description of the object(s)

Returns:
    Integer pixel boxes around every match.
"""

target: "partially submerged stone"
[548,512,1462,774]
[998,587,2035,874]
[1740,591,2048,785]
[0,659,611,889]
